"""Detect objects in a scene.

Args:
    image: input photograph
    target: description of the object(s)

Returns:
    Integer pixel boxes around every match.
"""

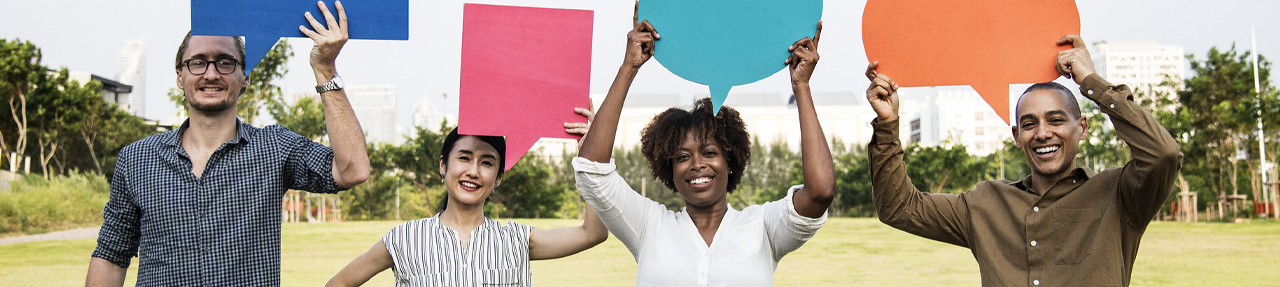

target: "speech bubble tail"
[502,136,542,172]
[709,85,732,116]
[971,84,1013,125]
[242,37,278,76]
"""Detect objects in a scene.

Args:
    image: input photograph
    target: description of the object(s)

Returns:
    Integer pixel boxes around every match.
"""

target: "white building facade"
[114,39,146,116]
[908,89,1012,156]
[1092,40,1185,98]
[346,84,400,144]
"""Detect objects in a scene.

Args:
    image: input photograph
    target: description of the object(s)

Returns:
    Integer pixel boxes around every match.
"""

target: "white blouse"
[382,216,534,287]
[573,157,827,287]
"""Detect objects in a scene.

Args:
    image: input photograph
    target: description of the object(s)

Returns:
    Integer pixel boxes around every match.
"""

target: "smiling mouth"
[688,176,712,185]
[1034,145,1060,155]
[198,87,225,92]
[460,181,481,190]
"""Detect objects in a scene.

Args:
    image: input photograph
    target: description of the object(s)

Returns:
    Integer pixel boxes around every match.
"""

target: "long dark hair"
[436,128,507,212]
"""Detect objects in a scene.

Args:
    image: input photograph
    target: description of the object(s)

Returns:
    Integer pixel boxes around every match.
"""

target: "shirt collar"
[164,117,252,147]
[1013,167,1094,194]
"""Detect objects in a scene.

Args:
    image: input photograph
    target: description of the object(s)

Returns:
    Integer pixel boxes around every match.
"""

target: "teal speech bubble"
[640,0,822,114]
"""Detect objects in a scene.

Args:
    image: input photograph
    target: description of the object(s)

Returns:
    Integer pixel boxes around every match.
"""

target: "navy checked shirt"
[92,119,346,286]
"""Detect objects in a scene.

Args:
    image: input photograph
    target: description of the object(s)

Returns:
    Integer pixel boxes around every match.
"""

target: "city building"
[346,84,399,144]
[68,72,133,110]
[114,39,146,116]
[908,88,1012,156]
[413,95,456,131]
[1092,40,1186,101]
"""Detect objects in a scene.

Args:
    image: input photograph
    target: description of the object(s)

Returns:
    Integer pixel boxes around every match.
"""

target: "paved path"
[0,226,99,245]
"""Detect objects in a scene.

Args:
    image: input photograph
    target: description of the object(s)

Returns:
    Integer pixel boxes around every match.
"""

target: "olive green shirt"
[869,74,1183,287]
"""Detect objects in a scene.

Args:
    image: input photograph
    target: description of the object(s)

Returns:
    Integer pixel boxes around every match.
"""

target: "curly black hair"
[640,97,751,193]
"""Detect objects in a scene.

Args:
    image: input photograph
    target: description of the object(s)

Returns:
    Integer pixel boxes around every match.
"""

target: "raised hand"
[865,62,900,122]
[564,107,596,151]
[786,21,822,86]
[300,0,348,76]
[623,1,660,71]
[1056,35,1096,85]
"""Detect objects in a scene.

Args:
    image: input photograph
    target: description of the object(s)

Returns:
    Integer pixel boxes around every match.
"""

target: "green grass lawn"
[2,218,1278,286]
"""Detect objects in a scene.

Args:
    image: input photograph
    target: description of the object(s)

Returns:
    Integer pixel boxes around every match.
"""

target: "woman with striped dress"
[326,109,605,287]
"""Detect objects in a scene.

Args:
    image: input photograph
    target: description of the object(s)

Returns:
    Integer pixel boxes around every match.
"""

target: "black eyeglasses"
[181,58,240,75]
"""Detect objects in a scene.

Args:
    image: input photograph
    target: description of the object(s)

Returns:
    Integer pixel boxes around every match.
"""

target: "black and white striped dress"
[382,215,534,287]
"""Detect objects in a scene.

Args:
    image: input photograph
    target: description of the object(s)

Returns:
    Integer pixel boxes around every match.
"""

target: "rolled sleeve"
[92,153,140,268]
[276,126,344,194]
[763,185,827,259]
[572,156,659,257]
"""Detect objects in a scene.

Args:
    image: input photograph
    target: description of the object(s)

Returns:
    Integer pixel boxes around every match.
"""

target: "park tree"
[903,141,986,194]
[1174,45,1274,210]
[267,93,326,141]
[0,39,42,172]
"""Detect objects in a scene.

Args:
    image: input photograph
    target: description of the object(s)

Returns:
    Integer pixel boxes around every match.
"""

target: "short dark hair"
[174,31,246,72]
[640,97,751,193]
[436,127,507,212]
[1017,81,1082,118]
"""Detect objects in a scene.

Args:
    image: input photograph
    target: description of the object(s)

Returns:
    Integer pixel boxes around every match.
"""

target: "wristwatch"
[315,73,344,94]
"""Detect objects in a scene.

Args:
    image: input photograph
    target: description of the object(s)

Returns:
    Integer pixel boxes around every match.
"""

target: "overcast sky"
[2,0,1278,128]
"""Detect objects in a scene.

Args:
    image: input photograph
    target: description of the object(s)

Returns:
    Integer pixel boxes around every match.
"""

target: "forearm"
[86,257,126,287]
[327,242,392,287]
[314,66,371,188]
[792,83,836,216]
[1079,74,1182,224]
[867,119,970,246]
[579,66,637,162]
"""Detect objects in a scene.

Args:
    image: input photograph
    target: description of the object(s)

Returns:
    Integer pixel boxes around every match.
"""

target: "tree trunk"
[8,89,28,173]
[80,128,103,174]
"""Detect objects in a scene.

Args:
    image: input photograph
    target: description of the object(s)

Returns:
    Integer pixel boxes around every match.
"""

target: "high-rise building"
[908,89,1012,156]
[413,95,455,131]
[1092,41,1185,100]
[346,84,398,144]
[114,39,146,116]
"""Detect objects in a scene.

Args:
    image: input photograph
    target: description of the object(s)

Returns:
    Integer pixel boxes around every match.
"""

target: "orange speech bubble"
[863,0,1080,124]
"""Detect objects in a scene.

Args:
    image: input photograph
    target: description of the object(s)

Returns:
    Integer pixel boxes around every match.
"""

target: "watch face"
[332,75,344,88]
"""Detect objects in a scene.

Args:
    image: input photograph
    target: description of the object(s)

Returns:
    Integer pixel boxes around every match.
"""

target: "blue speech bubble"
[640,0,821,114]
[191,0,409,75]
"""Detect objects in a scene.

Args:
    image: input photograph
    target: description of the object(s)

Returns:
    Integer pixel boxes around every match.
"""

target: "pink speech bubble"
[863,0,1080,124]
[458,4,593,171]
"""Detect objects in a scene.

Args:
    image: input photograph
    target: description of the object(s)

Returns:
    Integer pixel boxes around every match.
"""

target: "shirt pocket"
[1052,207,1103,265]
[479,268,525,286]
[398,272,452,287]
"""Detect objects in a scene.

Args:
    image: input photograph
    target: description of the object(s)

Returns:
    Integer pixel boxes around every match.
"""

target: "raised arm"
[529,108,609,260]
[579,1,658,162]
[785,22,835,218]
[300,0,370,188]
[326,241,394,287]
[1055,35,1182,228]
[865,63,971,247]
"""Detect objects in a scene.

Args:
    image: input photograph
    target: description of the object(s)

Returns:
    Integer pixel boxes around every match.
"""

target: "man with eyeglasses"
[86,2,370,286]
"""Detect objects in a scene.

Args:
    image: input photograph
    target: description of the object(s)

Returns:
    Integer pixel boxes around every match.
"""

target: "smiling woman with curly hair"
[571,7,835,286]
[640,98,752,195]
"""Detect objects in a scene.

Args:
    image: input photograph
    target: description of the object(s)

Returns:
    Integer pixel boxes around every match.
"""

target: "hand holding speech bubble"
[640,0,822,114]
[191,0,409,75]
[862,0,1080,124]
[458,4,593,171]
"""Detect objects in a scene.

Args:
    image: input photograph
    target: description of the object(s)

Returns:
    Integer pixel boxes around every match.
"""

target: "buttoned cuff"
[870,118,900,145]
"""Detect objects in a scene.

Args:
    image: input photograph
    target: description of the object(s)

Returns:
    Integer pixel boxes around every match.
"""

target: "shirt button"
[1034,207,1040,212]
[1034,279,1041,285]
[1072,179,1077,184]
[1031,240,1038,247]
[1087,90,1094,95]
[1110,104,1115,108]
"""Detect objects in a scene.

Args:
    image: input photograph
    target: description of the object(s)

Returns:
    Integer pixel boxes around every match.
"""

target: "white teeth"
[460,181,478,188]
[199,87,223,91]
[1035,146,1060,154]
[690,177,711,185]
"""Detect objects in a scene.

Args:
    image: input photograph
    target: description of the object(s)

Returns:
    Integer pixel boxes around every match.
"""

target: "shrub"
[0,173,109,236]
